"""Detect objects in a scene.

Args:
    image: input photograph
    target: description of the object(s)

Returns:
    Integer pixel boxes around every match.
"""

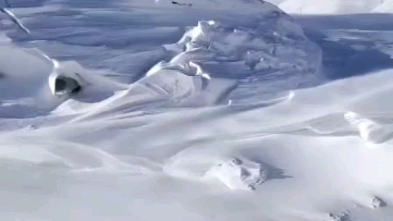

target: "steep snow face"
[266,0,393,14]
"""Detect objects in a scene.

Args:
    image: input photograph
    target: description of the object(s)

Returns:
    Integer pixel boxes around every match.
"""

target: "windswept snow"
[1,0,393,221]
[267,0,393,14]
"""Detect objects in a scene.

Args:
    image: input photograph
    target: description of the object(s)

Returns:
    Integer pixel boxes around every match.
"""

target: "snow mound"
[204,157,268,191]
[158,14,322,102]
[163,18,321,100]
[0,44,130,118]
[163,149,268,191]
[372,196,387,209]
[344,111,393,144]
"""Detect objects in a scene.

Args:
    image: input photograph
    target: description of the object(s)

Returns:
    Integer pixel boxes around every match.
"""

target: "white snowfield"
[0,0,393,220]
[267,0,393,14]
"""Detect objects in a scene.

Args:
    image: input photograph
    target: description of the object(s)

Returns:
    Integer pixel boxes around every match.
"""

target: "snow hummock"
[328,211,351,221]
[372,196,387,209]
[1,0,393,221]
[204,157,268,191]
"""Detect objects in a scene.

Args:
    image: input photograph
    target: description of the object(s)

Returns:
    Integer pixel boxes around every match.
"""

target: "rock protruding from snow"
[204,157,268,191]
[372,196,387,209]
[344,111,393,144]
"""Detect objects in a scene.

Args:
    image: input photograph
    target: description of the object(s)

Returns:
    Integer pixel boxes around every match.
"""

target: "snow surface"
[1,0,393,221]
[267,0,393,14]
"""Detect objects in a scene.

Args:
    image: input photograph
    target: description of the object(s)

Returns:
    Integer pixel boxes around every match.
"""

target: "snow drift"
[0,0,321,119]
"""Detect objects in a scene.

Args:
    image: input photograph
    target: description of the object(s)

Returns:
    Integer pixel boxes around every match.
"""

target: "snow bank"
[13,68,393,221]
[344,111,393,144]
[0,0,321,119]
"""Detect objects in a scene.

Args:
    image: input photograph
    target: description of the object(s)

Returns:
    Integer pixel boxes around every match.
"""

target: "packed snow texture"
[267,0,393,14]
[1,0,393,221]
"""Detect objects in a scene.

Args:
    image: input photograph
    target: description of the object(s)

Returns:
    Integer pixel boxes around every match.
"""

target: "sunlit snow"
[1,0,393,221]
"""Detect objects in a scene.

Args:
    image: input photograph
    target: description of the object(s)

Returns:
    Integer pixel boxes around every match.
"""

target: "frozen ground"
[1,0,393,221]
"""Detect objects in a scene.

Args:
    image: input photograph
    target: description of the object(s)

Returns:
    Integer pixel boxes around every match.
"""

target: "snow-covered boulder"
[372,196,387,209]
[204,157,269,191]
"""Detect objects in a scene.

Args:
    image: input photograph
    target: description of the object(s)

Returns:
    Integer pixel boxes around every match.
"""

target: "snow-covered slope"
[266,0,393,14]
[0,0,322,117]
[1,0,393,221]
